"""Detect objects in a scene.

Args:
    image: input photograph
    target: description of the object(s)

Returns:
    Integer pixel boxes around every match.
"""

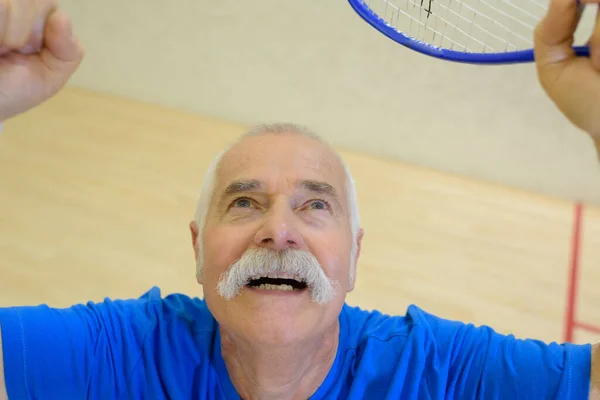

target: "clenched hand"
[0,0,84,121]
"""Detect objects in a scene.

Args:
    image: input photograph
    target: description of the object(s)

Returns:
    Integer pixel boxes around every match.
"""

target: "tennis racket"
[348,0,591,64]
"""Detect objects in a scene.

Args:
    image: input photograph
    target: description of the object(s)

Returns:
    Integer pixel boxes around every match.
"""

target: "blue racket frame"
[348,0,590,64]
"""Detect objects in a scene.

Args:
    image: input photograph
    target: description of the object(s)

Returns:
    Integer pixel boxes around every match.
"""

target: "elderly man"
[0,0,599,399]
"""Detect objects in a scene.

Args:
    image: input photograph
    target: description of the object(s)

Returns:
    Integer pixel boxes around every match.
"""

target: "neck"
[220,323,339,400]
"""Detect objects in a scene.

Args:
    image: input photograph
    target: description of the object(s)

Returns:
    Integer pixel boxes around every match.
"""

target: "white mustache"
[216,248,337,304]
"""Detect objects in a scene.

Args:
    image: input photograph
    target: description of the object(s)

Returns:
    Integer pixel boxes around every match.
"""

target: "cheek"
[202,224,254,279]
[310,232,353,279]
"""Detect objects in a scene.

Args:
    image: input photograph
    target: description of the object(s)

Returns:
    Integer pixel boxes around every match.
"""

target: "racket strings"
[365,0,546,53]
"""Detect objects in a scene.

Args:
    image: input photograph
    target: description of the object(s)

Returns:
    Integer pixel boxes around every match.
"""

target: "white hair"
[217,247,338,304]
[194,123,361,285]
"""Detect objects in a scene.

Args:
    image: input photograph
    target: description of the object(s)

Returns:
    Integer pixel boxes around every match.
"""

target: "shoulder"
[92,287,220,397]
[132,286,215,326]
[92,286,218,339]
[340,303,470,345]
[0,286,216,347]
[60,286,218,360]
[339,302,538,362]
[337,304,591,399]
[338,303,503,380]
[330,304,480,398]
[0,287,219,399]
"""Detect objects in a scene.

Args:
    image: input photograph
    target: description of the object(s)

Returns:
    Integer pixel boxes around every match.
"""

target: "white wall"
[59,0,600,205]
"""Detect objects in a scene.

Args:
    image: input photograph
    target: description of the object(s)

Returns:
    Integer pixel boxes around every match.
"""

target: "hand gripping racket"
[348,0,591,64]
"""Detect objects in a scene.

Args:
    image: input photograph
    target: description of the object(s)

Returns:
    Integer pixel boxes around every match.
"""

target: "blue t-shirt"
[0,287,591,399]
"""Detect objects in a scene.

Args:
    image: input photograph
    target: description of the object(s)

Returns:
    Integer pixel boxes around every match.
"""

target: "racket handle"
[574,46,591,58]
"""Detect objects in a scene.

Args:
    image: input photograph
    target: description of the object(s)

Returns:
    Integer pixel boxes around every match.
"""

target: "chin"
[246,320,307,347]
[224,294,322,343]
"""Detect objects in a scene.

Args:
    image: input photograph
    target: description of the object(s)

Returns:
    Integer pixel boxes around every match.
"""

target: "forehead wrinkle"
[213,133,348,207]
[223,134,336,172]
[219,153,338,191]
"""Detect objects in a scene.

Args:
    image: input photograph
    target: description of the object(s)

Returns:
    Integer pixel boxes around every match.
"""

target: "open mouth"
[246,277,308,292]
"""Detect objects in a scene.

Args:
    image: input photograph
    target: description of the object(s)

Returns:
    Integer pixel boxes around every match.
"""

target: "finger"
[534,0,587,94]
[539,0,580,45]
[28,0,56,51]
[3,0,36,49]
[39,9,83,73]
[589,5,600,70]
[534,0,585,68]
[0,0,10,49]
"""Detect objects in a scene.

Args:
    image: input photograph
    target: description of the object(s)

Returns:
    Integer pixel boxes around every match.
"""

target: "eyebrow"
[217,179,340,208]
[222,179,264,197]
[298,180,337,198]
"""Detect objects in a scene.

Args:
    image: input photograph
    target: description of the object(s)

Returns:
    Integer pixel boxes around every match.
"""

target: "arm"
[0,294,157,399]
[0,303,109,398]
[409,306,593,398]
[0,2,87,398]
[533,3,600,395]
[0,0,83,123]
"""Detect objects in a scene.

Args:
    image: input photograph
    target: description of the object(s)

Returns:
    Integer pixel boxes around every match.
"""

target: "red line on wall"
[564,202,583,343]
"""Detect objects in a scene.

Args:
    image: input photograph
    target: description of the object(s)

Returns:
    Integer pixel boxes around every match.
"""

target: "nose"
[254,200,304,251]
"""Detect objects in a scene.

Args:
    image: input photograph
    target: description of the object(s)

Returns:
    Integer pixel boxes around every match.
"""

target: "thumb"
[39,9,84,77]
[534,0,582,65]
[534,0,583,93]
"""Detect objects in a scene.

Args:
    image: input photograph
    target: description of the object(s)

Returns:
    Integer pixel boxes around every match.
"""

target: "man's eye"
[308,199,329,210]
[232,198,253,208]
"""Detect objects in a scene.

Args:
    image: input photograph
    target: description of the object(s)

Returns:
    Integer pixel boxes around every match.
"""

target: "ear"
[348,228,364,292]
[189,220,200,260]
[189,220,205,285]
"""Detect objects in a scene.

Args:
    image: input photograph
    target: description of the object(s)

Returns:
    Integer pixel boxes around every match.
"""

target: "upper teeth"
[258,283,295,291]
[251,273,302,281]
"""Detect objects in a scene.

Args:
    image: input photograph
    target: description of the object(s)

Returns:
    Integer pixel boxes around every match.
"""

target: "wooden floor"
[0,87,598,345]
